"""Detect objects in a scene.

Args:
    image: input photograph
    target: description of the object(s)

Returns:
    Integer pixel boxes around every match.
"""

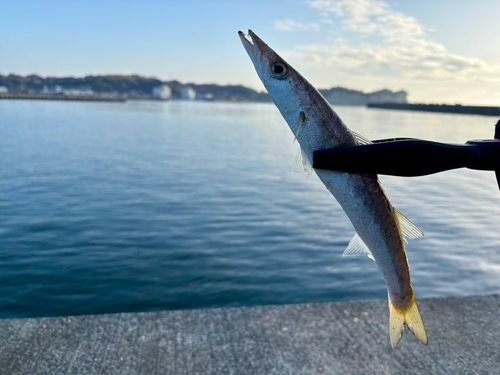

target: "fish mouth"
[238,30,274,61]
[238,30,255,56]
[238,30,258,60]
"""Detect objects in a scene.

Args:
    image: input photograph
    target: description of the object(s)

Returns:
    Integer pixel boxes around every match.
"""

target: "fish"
[238,29,427,349]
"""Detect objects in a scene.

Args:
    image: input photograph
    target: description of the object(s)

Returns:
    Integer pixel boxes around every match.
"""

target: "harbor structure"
[0,92,125,102]
[368,102,500,116]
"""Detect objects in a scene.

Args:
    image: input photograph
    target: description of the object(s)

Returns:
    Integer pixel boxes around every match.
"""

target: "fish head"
[238,30,311,120]
[239,30,342,152]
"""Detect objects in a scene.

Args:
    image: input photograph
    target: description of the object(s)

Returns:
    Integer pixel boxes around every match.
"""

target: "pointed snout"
[238,30,254,56]
[238,29,282,71]
[238,30,259,64]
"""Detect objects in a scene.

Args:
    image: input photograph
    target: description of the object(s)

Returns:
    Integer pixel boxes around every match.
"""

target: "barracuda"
[239,29,427,349]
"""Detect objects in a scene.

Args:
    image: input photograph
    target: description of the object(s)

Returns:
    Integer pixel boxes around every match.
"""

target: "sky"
[2,0,500,104]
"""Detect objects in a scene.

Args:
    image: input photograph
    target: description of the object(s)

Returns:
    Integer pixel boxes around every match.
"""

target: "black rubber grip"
[313,139,500,177]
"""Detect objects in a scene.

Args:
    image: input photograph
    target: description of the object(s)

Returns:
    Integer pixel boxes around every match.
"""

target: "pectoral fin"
[292,147,313,178]
[342,233,375,261]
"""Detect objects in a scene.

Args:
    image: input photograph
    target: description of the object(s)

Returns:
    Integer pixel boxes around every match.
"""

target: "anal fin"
[342,233,375,261]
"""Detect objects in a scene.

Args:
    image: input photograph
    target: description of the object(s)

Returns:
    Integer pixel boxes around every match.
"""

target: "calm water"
[0,100,499,318]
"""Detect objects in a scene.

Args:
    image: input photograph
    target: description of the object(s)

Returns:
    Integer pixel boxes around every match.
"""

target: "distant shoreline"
[0,73,406,105]
[2,94,499,118]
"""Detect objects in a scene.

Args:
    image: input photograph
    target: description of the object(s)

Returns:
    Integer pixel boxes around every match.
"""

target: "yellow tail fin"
[388,294,428,349]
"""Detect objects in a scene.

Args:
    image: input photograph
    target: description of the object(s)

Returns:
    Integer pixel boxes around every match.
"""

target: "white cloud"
[310,0,424,38]
[283,0,500,83]
[274,19,320,32]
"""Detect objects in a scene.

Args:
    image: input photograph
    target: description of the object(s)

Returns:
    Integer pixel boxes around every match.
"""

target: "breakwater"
[367,102,500,116]
[0,93,125,102]
[0,295,498,374]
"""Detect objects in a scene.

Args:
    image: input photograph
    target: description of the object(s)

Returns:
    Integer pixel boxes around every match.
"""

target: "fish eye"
[270,62,288,80]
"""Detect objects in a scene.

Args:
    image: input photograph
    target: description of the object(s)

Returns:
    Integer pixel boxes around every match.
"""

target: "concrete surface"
[0,294,499,375]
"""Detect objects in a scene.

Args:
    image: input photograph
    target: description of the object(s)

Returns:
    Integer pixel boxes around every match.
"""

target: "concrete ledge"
[1,294,498,374]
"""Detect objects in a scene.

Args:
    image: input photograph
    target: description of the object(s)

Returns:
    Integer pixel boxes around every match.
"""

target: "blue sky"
[2,0,500,104]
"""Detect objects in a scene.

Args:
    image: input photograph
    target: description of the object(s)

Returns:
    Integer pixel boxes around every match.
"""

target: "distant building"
[62,88,94,97]
[195,92,213,101]
[39,85,93,96]
[41,85,63,95]
[152,84,172,100]
[98,91,120,99]
[181,87,196,100]
[0,86,8,93]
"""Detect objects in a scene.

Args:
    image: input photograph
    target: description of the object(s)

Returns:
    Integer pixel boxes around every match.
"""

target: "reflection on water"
[0,100,499,318]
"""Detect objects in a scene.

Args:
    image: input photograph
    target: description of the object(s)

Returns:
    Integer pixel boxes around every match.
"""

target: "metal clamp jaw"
[312,120,500,190]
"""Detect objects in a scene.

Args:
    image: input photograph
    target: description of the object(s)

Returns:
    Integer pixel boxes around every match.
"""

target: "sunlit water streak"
[0,100,499,318]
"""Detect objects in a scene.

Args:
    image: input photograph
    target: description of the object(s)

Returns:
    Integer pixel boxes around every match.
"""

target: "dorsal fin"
[393,208,424,243]
[352,131,372,145]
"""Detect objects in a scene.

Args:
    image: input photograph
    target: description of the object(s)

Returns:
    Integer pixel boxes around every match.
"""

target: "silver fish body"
[239,30,427,348]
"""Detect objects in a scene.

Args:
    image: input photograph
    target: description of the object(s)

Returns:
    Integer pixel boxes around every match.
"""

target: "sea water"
[0,99,499,318]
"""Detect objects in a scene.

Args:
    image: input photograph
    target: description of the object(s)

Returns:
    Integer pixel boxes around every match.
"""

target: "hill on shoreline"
[0,74,407,105]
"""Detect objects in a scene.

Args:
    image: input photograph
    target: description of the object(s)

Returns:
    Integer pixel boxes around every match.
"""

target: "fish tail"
[388,292,428,349]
